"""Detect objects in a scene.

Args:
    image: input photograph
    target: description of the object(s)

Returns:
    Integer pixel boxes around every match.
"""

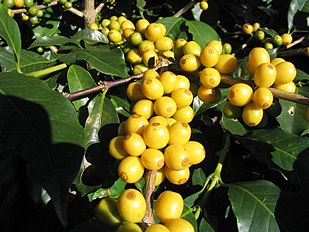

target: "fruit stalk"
[142,170,156,225]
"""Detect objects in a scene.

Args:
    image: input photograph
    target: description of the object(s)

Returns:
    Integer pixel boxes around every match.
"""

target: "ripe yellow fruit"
[164,144,190,170]
[274,61,297,84]
[281,33,293,46]
[146,224,170,232]
[242,23,253,34]
[253,63,277,87]
[132,99,154,119]
[172,106,194,123]
[149,115,169,127]
[127,48,143,65]
[165,218,195,232]
[180,54,201,72]
[155,190,184,223]
[125,114,149,135]
[154,96,177,118]
[174,38,187,59]
[138,40,155,53]
[199,67,221,88]
[117,188,146,223]
[242,101,264,127]
[159,71,177,94]
[123,28,135,40]
[141,77,164,100]
[253,87,273,109]
[133,64,148,75]
[200,45,220,67]
[118,156,144,183]
[109,135,128,160]
[155,36,174,52]
[184,141,206,165]
[116,223,142,232]
[95,198,123,228]
[198,86,221,103]
[182,41,202,56]
[144,168,166,186]
[270,57,285,66]
[168,121,191,145]
[200,1,209,11]
[14,0,24,8]
[248,47,270,73]
[273,81,296,93]
[227,83,253,106]
[142,49,159,67]
[108,29,123,43]
[207,40,223,55]
[164,166,190,185]
[123,133,146,156]
[141,148,165,170]
[175,75,190,90]
[135,18,150,34]
[171,88,193,108]
[121,19,135,31]
[143,122,170,149]
[143,68,160,79]
[215,54,238,74]
[145,23,166,42]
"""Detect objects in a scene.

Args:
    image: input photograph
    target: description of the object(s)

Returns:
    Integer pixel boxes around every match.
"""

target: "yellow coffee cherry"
[242,23,254,34]
[200,1,209,11]
[138,40,155,53]
[253,87,273,109]
[108,29,123,43]
[174,38,187,59]
[123,133,146,156]
[248,47,270,73]
[171,88,193,108]
[123,28,135,40]
[273,81,296,93]
[143,122,170,149]
[155,36,174,52]
[184,141,206,165]
[89,22,99,30]
[253,22,260,32]
[121,19,135,31]
[142,49,159,67]
[253,63,277,87]
[275,61,297,84]
[242,101,264,127]
[135,18,150,34]
[143,68,160,79]
[281,33,293,46]
[162,50,175,59]
[167,117,177,127]
[141,77,164,100]
[155,190,184,223]
[199,67,221,88]
[141,148,165,171]
[179,54,201,72]
[174,75,190,90]
[127,48,143,65]
[117,188,146,223]
[108,135,128,160]
[125,114,149,135]
[270,57,285,66]
[164,166,190,185]
[117,15,127,25]
[227,83,253,106]
[198,86,221,103]
[145,23,166,42]
[95,198,123,228]
[118,121,127,136]
[164,144,190,170]
[200,45,220,67]
[149,115,169,127]
[109,20,121,30]
[159,71,177,94]
[182,41,202,57]
[146,224,170,232]
[215,54,238,74]
[165,218,195,232]
[116,223,142,232]
[118,156,145,183]
[133,64,148,75]
[172,106,194,123]
[168,121,191,145]
[132,99,154,119]
[207,40,223,55]
[154,96,177,118]
[126,82,146,102]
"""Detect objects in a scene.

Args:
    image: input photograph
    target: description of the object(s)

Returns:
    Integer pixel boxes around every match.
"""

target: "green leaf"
[84,94,119,149]
[185,20,220,47]
[71,29,109,44]
[192,168,206,186]
[0,47,56,73]
[288,0,309,31]
[67,64,97,110]
[157,17,186,40]
[228,180,281,232]
[110,94,131,118]
[28,35,73,49]
[0,72,85,226]
[199,218,215,232]
[248,127,309,171]
[108,178,127,198]
[57,46,128,77]
[33,20,61,38]
[0,5,21,70]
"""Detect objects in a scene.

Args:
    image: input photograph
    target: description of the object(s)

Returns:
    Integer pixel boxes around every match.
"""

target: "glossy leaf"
[28,35,73,49]
[67,65,97,110]
[110,94,131,118]
[228,180,281,232]
[0,72,85,225]
[0,5,21,68]
[248,127,309,171]
[185,20,220,47]
[199,218,215,232]
[157,17,185,40]
[57,46,128,77]
[181,204,198,232]
[71,29,109,44]
[192,168,206,186]
[33,20,61,38]
[288,0,309,30]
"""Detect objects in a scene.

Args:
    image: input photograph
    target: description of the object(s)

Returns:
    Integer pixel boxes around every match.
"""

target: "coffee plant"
[0,0,308,231]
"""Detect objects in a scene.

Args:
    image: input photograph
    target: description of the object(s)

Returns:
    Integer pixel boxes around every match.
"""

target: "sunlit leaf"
[157,17,185,40]
[28,35,73,49]
[71,29,109,44]
[288,0,309,30]
[228,180,281,232]
[33,20,61,38]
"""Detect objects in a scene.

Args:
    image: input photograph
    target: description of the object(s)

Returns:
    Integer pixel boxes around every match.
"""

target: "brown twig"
[173,0,197,17]
[142,170,157,226]
[286,36,305,49]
